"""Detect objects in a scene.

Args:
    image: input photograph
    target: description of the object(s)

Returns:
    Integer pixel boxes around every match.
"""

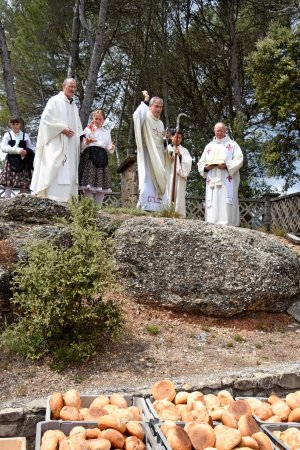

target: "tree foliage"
[0,0,299,194]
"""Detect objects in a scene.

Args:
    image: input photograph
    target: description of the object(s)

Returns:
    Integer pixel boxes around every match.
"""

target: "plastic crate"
[261,423,300,450]
[0,438,26,450]
[35,420,160,450]
[236,396,300,425]
[156,421,279,450]
[46,394,154,422]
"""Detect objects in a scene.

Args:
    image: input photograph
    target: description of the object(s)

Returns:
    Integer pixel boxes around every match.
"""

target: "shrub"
[1,197,123,369]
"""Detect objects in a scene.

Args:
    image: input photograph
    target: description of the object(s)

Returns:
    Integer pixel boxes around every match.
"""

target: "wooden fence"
[1,187,299,234]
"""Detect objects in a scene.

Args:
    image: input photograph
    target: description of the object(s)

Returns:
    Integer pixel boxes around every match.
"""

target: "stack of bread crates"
[35,391,164,449]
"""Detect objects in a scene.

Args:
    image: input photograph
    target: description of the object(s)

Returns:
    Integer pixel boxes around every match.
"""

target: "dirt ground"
[0,237,299,408]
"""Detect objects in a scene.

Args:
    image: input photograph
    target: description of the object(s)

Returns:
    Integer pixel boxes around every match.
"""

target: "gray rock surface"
[0,194,70,223]
[114,217,300,317]
[1,197,300,319]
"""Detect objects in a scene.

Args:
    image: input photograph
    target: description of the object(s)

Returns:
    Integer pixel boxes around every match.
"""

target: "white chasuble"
[133,102,171,212]
[198,135,243,226]
[167,144,192,218]
[31,92,82,202]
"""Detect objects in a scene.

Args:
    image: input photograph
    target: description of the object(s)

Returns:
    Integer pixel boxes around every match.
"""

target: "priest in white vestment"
[133,90,171,211]
[198,122,243,226]
[31,78,83,202]
[167,131,192,218]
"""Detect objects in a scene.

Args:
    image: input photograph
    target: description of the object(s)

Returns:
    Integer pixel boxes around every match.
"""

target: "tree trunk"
[79,0,109,127]
[0,18,19,117]
[228,1,242,113]
[67,1,81,78]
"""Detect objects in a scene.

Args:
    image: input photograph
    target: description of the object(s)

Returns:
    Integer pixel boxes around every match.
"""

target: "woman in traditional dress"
[0,116,34,200]
[79,110,115,205]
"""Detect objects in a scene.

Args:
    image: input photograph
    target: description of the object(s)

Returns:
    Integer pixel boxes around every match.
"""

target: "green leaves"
[1,197,123,369]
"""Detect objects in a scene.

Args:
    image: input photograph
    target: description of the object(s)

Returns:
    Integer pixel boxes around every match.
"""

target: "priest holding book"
[198,122,243,226]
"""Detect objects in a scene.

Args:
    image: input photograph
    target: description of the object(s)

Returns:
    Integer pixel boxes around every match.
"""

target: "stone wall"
[1,363,299,449]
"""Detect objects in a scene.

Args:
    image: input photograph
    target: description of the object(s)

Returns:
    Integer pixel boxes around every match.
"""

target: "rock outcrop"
[114,217,300,317]
[0,195,300,321]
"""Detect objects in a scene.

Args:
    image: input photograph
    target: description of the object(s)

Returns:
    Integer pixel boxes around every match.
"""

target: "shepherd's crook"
[171,113,188,204]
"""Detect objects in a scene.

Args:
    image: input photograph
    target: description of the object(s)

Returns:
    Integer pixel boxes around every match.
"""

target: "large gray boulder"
[114,217,300,317]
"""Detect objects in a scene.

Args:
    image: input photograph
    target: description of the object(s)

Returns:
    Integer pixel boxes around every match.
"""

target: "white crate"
[35,420,159,450]
[46,394,154,422]
[262,423,300,450]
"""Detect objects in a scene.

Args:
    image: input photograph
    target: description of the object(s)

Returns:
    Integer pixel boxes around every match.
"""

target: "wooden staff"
[171,113,188,204]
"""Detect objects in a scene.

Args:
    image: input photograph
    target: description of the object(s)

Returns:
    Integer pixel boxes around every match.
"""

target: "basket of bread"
[261,423,300,450]
[236,393,300,424]
[36,420,159,450]
[47,389,153,422]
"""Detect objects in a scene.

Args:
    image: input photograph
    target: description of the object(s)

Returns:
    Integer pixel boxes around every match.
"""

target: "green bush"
[1,197,123,369]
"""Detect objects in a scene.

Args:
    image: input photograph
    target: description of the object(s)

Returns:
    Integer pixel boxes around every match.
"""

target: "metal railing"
[1,187,299,234]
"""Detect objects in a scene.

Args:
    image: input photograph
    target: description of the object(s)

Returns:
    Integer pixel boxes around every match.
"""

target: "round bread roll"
[90,395,110,409]
[98,414,127,433]
[181,408,211,424]
[186,422,216,450]
[288,407,300,422]
[159,402,182,421]
[49,392,64,419]
[175,391,189,405]
[217,390,234,406]
[252,432,273,450]
[101,428,125,448]
[127,406,141,421]
[85,428,102,439]
[151,379,176,401]
[264,414,282,423]
[80,408,89,420]
[165,425,192,450]
[69,426,86,438]
[267,394,281,405]
[243,398,262,413]
[238,414,260,437]
[190,401,207,412]
[103,404,118,414]
[203,394,220,411]
[253,403,273,421]
[280,427,300,448]
[113,407,135,422]
[220,411,238,429]
[273,431,282,439]
[210,407,226,421]
[124,436,146,450]
[214,424,242,450]
[42,430,66,443]
[126,421,145,440]
[87,438,111,450]
[85,406,108,421]
[63,389,81,409]
[187,391,205,405]
[109,393,128,409]
[160,420,177,436]
[60,435,90,450]
[227,400,252,419]
[60,406,83,421]
[239,436,259,450]
[286,392,300,409]
[41,435,59,450]
[153,399,174,415]
[271,399,291,420]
